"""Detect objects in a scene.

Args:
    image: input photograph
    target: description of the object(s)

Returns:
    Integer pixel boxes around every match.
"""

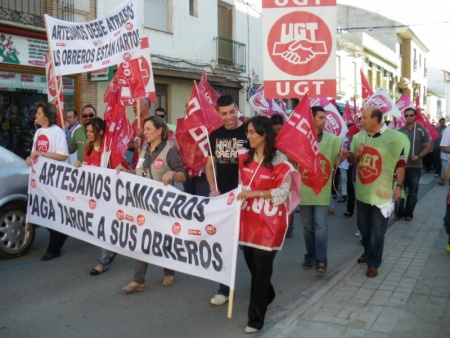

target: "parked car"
[0,146,35,258]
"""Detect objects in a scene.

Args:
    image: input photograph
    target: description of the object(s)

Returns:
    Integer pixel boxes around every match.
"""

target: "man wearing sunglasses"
[395,107,431,221]
[68,104,97,162]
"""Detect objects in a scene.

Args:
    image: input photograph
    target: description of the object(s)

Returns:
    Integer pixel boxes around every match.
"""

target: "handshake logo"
[272,23,327,65]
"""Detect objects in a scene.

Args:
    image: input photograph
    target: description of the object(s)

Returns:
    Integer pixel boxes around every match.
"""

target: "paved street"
[0,172,445,337]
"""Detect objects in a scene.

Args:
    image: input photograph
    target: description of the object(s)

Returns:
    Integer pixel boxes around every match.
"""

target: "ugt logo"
[357,147,383,184]
[268,11,332,76]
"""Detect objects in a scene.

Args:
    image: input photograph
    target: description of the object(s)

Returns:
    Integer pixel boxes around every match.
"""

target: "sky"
[338,0,450,71]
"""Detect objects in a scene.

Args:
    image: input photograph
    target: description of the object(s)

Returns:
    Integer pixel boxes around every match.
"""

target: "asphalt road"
[0,172,440,338]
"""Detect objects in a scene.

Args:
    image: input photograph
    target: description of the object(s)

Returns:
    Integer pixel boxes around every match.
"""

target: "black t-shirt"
[209,123,249,194]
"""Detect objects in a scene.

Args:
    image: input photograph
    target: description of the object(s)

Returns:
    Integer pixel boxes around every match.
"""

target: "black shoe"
[303,259,314,269]
[90,266,108,276]
[285,230,294,238]
[343,211,353,217]
[40,252,60,261]
[316,262,327,273]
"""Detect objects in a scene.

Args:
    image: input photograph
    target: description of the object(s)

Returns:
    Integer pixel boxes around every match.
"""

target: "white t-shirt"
[33,125,69,158]
[440,126,450,161]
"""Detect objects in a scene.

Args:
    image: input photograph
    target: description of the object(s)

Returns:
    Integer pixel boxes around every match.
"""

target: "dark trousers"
[434,150,442,175]
[443,201,450,244]
[422,152,433,171]
[346,165,355,214]
[396,167,421,217]
[47,229,68,255]
[243,246,277,330]
[357,200,388,268]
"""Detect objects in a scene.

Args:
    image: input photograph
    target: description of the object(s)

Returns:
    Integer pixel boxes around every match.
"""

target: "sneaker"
[210,294,229,306]
[316,262,327,273]
[285,229,293,238]
[302,259,314,269]
[439,179,445,186]
[447,244,450,252]
[354,230,361,237]
[244,326,259,334]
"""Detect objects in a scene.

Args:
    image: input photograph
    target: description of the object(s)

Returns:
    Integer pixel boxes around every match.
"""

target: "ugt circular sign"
[267,11,332,76]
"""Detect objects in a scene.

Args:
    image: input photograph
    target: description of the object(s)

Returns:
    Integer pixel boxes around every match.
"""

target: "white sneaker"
[210,294,229,306]
[354,230,361,237]
[244,326,259,334]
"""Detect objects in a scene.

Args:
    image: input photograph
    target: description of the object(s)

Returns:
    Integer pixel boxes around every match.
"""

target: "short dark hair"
[311,106,326,118]
[155,107,166,115]
[82,104,97,115]
[270,113,284,126]
[217,94,235,107]
[404,107,416,115]
[36,102,57,126]
[67,110,78,118]
[439,117,446,122]
[370,108,383,123]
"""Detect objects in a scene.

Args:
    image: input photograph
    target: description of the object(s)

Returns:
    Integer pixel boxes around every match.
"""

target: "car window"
[0,146,26,168]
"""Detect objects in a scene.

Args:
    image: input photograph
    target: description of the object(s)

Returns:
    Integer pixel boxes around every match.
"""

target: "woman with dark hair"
[237,115,300,334]
[26,102,69,261]
[74,117,126,275]
[117,116,188,292]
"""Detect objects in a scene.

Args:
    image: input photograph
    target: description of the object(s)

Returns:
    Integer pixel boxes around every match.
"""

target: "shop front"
[0,30,78,158]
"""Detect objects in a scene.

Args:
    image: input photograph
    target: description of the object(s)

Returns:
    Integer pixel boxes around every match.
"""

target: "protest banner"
[26,157,240,287]
[44,0,140,76]
[310,97,348,139]
[45,53,64,127]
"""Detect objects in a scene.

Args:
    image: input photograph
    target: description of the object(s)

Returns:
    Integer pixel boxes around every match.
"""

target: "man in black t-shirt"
[206,94,249,306]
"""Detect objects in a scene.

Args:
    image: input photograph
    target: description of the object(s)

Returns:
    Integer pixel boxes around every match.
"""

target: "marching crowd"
[25,96,450,334]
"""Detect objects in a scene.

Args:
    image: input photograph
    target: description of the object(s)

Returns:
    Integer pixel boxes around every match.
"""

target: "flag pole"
[227,188,242,318]
[207,136,218,190]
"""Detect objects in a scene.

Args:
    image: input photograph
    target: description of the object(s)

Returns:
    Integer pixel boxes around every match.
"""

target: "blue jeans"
[357,200,388,268]
[288,212,294,231]
[299,205,328,267]
[98,247,110,266]
[396,167,421,217]
[441,159,449,179]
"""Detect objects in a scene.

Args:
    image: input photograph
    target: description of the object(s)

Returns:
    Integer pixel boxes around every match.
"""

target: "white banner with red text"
[26,157,240,286]
[44,0,140,76]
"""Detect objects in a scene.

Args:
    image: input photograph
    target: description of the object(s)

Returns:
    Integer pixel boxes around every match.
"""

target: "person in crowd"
[128,97,152,169]
[443,162,450,252]
[440,120,450,185]
[270,113,295,238]
[69,104,97,162]
[206,94,249,306]
[64,109,81,164]
[299,106,344,273]
[434,117,446,178]
[118,116,187,293]
[237,115,298,334]
[74,117,128,275]
[349,106,405,278]
[25,102,69,261]
[395,107,431,221]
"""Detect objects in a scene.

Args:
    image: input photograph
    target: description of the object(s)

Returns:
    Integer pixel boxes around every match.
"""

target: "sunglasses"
[156,114,165,118]
[82,114,95,118]
[404,114,415,117]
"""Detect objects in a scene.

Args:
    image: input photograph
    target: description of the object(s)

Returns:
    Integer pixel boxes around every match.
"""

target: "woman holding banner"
[237,116,300,334]
[117,116,187,292]
[26,102,69,261]
[74,117,127,275]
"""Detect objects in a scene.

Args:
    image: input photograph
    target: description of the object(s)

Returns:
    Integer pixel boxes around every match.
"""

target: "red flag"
[415,95,439,141]
[139,37,157,103]
[360,69,374,99]
[199,70,220,112]
[343,101,355,125]
[102,81,132,168]
[45,53,64,127]
[275,93,323,194]
[175,82,223,176]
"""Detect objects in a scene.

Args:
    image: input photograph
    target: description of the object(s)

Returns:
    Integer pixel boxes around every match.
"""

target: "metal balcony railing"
[215,37,246,73]
[0,0,75,28]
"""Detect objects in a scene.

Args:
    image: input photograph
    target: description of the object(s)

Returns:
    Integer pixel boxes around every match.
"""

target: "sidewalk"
[261,183,450,338]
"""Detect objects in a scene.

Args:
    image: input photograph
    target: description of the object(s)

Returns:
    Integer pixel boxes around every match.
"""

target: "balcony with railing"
[214,37,246,73]
[0,0,75,28]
